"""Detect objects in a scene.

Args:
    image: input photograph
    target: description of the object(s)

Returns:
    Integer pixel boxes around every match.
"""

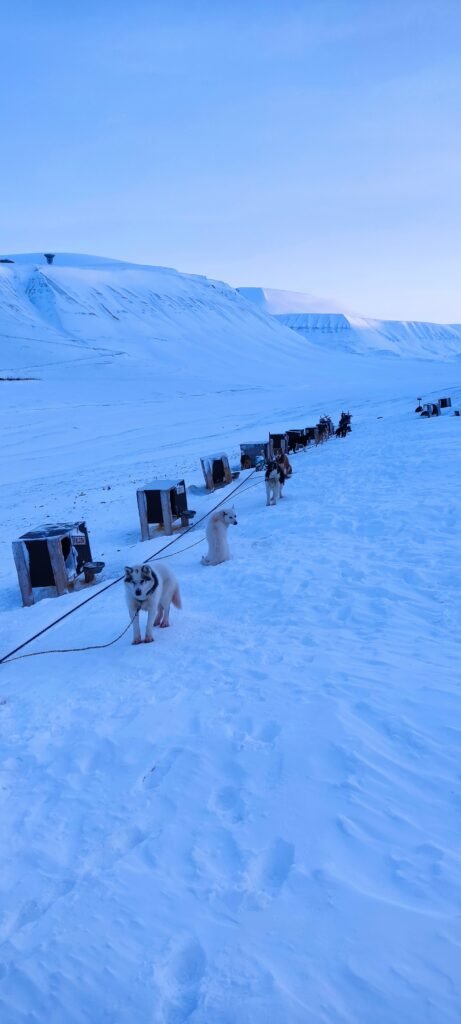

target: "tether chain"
[3,615,138,663]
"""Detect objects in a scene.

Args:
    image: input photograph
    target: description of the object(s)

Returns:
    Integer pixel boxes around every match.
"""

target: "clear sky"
[2,0,461,321]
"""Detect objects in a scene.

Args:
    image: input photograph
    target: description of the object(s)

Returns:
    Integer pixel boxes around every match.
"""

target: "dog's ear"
[124,566,133,581]
[141,564,153,578]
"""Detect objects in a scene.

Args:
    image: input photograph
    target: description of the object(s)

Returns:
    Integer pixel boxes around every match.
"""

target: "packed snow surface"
[0,254,460,1022]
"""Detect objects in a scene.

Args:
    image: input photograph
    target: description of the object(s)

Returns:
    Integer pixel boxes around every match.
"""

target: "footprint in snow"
[245,837,295,906]
[191,825,244,886]
[257,720,280,744]
[234,718,281,747]
[154,936,206,1024]
[211,784,246,823]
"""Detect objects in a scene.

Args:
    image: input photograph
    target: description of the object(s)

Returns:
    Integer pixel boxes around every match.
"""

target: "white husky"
[124,563,182,644]
[201,506,238,566]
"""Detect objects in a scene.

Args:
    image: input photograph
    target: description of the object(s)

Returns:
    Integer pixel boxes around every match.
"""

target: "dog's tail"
[172,585,182,609]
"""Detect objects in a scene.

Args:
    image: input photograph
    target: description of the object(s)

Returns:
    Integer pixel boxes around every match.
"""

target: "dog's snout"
[135,588,142,596]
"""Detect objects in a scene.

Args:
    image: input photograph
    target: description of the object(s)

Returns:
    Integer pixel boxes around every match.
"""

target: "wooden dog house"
[420,403,440,417]
[200,453,232,491]
[286,430,307,452]
[12,520,99,606]
[137,479,191,539]
[240,441,273,469]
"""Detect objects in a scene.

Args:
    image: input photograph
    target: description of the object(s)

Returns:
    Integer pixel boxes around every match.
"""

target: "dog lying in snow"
[124,563,182,644]
[201,506,238,565]
[265,460,284,505]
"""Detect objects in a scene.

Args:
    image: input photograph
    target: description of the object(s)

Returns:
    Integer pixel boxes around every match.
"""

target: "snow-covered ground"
[1,255,460,1022]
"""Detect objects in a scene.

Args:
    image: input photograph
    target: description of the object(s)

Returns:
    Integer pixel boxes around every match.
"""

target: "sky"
[2,0,461,322]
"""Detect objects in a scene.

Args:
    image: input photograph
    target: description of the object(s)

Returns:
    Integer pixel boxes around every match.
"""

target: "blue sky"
[2,0,461,320]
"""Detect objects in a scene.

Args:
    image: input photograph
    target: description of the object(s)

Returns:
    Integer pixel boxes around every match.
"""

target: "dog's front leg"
[144,602,156,643]
[132,610,142,645]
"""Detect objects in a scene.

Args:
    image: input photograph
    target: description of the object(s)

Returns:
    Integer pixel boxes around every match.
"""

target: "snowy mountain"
[0,254,310,384]
[3,256,461,391]
[240,286,461,360]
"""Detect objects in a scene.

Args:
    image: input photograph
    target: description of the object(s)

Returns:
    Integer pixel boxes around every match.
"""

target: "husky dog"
[276,451,292,479]
[124,563,182,644]
[201,506,238,565]
[265,461,283,505]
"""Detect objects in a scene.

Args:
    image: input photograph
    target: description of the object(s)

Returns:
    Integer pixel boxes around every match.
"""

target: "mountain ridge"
[0,254,311,382]
[2,256,460,376]
[240,287,461,360]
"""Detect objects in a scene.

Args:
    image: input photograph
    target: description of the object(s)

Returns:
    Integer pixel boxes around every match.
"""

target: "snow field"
[0,396,460,1022]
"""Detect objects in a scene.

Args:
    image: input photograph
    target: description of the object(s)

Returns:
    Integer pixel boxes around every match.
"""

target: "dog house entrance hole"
[212,459,225,486]
[200,454,232,491]
[27,531,72,588]
[269,433,288,455]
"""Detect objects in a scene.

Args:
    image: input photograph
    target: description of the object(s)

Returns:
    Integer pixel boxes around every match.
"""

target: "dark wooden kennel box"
[137,479,190,539]
[12,520,95,606]
[286,429,308,452]
[269,432,288,454]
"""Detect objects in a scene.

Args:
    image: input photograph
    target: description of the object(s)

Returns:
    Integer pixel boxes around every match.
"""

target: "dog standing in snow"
[275,451,292,498]
[265,460,284,505]
[124,563,182,644]
[201,506,238,565]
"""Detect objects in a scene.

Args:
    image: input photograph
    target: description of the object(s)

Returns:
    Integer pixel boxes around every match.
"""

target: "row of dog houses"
[415,396,459,417]
[12,417,348,606]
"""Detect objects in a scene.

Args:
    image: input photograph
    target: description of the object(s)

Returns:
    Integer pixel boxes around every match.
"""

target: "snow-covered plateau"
[0,254,460,1023]
[239,287,461,360]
